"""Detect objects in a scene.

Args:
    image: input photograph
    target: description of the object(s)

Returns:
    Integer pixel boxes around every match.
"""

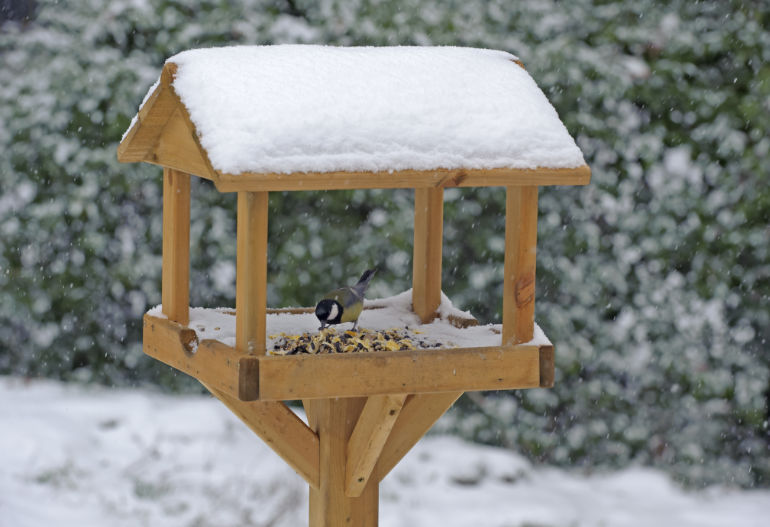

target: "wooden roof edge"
[116,80,166,163]
[117,62,220,184]
[212,164,591,193]
[116,64,179,163]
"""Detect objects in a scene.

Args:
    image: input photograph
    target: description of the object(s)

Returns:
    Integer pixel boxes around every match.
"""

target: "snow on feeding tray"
[146,290,552,353]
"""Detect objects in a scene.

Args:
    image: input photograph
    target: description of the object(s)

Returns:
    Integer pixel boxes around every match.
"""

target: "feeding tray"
[142,291,555,402]
[118,44,589,526]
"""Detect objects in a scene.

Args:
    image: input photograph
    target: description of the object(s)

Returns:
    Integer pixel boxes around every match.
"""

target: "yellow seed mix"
[269,327,441,355]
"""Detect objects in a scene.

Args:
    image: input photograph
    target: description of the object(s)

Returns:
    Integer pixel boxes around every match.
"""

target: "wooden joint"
[143,314,258,401]
[237,356,260,401]
[539,345,555,388]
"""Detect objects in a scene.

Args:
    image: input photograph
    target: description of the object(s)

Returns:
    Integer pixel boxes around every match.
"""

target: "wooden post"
[308,398,378,527]
[412,187,444,323]
[502,186,538,345]
[161,168,190,325]
[236,191,269,354]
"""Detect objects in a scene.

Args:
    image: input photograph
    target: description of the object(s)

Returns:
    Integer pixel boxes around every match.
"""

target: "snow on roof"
[164,45,586,176]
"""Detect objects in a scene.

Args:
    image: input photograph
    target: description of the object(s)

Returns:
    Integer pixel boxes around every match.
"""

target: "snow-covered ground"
[1,377,768,527]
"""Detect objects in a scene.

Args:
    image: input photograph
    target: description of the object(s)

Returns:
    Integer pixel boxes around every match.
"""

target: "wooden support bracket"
[539,344,555,388]
[345,394,407,497]
[203,383,321,489]
[374,391,463,482]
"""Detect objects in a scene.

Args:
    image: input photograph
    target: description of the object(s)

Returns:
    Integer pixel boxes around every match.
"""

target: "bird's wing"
[344,287,364,308]
[325,287,361,307]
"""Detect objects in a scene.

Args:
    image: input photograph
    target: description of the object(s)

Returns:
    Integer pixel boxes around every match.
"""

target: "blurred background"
[1,0,767,489]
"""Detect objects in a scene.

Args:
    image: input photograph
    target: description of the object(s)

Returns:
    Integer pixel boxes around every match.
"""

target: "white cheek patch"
[328,303,339,321]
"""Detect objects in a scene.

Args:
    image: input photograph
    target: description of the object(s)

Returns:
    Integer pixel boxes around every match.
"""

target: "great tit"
[315,269,377,331]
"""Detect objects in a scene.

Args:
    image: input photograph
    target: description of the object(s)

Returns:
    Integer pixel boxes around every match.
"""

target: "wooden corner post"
[236,191,269,354]
[502,186,538,345]
[162,168,190,325]
[412,187,444,323]
[307,397,379,527]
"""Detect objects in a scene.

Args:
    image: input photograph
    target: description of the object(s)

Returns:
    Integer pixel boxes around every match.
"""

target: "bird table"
[118,45,590,526]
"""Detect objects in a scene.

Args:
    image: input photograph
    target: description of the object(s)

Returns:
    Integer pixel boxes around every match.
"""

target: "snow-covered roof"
[118,45,590,192]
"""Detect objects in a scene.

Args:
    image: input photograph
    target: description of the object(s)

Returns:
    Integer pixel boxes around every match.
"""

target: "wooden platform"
[143,313,555,402]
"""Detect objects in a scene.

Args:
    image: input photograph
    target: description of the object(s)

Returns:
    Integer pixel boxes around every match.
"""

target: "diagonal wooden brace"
[374,391,463,482]
[345,394,407,497]
[203,383,320,488]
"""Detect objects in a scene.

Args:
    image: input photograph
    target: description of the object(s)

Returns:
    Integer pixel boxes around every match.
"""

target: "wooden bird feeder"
[118,45,589,525]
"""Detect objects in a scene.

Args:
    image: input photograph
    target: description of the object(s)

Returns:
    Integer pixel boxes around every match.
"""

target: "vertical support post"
[502,186,538,345]
[308,398,378,527]
[161,168,190,326]
[236,191,269,354]
[412,187,444,323]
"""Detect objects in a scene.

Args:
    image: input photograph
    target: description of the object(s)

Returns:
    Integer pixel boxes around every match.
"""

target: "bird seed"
[269,327,443,355]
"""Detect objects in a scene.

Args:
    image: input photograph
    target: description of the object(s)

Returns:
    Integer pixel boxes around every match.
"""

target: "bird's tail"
[354,268,377,294]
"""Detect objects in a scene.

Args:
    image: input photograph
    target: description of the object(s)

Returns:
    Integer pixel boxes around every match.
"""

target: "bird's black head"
[315,299,343,326]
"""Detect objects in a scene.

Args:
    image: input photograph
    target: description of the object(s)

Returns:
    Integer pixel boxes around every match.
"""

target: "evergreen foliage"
[1,0,767,487]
